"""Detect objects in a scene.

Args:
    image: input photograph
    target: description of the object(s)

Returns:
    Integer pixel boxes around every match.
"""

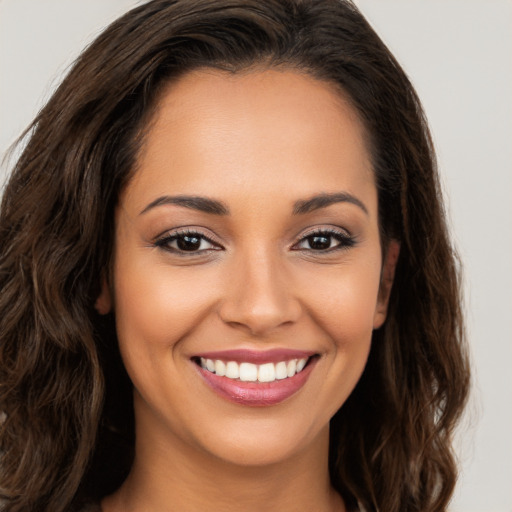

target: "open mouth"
[193,355,314,383]
[192,353,319,406]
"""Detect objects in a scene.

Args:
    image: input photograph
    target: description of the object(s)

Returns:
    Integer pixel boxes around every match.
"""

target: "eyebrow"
[140,191,368,216]
[140,195,230,216]
[292,192,368,215]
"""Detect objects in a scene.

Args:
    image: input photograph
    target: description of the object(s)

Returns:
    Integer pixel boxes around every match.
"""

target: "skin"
[98,68,399,512]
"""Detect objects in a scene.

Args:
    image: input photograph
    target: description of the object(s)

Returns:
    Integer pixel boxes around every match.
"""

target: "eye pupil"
[177,235,201,251]
[309,235,330,250]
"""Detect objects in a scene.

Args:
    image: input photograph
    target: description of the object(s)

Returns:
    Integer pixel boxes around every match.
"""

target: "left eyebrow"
[292,192,369,215]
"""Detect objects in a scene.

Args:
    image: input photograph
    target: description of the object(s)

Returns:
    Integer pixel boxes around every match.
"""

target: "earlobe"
[95,277,112,315]
[373,240,400,329]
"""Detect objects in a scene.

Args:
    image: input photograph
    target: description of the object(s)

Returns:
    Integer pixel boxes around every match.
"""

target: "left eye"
[294,230,354,251]
[155,232,220,253]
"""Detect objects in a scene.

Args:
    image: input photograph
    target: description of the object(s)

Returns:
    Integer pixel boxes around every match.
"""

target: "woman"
[0,1,470,511]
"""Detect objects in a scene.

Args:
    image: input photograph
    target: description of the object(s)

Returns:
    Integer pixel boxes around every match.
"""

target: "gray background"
[1,1,511,511]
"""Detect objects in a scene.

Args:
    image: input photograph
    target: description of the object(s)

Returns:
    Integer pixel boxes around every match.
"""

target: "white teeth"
[215,360,226,377]
[258,363,275,383]
[275,361,288,380]
[199,356,311,382]
[286,359,296,377]
[225,361,239,379]
[296,358,307,372]
[239,362,258,382]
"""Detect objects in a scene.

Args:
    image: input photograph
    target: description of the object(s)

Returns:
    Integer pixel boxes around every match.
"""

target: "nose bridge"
[219,242,300,335]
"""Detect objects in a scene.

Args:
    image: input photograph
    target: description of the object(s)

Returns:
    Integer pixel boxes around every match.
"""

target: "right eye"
[154,230,222,255]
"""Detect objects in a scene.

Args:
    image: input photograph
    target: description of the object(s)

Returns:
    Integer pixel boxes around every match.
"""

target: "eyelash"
[154,229,222,255]
[292,228,356,253]
[153,228,356,256]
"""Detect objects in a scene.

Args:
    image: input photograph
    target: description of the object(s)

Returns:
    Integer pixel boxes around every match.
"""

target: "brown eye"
[155,230,221,254]
[176,234,202,251]
[307,234,332,250]
[293,229,355,252]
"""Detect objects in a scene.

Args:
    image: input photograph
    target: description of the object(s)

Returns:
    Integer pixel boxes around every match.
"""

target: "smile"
[192,349,318,407]
[199,357,309,383]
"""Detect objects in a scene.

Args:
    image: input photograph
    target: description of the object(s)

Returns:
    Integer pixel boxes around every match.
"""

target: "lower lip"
[195,358,317,407]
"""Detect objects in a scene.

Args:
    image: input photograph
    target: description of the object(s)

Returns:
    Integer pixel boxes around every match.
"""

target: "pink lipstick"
[192,349,318,407]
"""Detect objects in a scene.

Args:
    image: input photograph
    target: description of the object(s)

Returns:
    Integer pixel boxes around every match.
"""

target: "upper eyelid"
[154,227,223,246]
[298,226,351,237]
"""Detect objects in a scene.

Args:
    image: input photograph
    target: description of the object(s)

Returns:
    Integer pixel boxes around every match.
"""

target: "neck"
[102,399,344,512]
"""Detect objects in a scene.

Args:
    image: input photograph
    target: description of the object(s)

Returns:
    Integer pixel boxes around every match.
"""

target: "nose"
[218,249,302,337]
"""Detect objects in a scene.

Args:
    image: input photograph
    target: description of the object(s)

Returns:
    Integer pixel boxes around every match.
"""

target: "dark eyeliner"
[292,228,356,253]
[153,229,222,254]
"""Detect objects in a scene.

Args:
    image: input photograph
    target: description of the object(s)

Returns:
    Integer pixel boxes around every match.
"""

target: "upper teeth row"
[199,357,309,383]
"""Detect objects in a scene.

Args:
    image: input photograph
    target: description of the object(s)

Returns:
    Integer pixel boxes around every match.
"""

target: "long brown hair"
[0,1,470,511]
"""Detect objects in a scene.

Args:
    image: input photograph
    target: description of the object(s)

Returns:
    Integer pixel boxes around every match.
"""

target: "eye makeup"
[291,227,356,253]
[152,225,357,258]
[153,228,223,255]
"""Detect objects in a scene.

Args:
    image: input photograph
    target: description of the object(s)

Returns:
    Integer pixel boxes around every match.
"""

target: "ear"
[95,276,112,315]
[373,240,400,329]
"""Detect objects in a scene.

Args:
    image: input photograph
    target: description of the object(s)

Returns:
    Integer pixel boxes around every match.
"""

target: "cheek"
[300,260,382,413]
[299,257,382,346]
[112,253,220,361]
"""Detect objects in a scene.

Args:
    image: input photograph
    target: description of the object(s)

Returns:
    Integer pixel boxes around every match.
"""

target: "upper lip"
[192,348,317,364]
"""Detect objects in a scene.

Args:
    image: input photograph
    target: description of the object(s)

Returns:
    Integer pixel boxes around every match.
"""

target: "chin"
[200,425,326,468]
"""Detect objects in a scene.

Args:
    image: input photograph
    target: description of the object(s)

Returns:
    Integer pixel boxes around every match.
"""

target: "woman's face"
[98,68,397,467]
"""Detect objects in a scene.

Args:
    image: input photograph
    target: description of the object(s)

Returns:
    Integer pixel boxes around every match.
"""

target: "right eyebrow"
[139,195,230,216]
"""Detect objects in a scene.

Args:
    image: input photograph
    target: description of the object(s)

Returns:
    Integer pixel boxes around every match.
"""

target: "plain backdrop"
[1,1,511,511]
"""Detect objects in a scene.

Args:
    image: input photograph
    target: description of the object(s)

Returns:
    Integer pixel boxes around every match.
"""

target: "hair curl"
[0,1,470,511]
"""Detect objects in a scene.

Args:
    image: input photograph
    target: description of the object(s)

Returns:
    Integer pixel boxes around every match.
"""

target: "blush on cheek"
[310,280,380,343]
[114,262,220,353]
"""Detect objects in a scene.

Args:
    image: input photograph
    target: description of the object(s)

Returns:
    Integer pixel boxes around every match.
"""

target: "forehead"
[124,68,375,214]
